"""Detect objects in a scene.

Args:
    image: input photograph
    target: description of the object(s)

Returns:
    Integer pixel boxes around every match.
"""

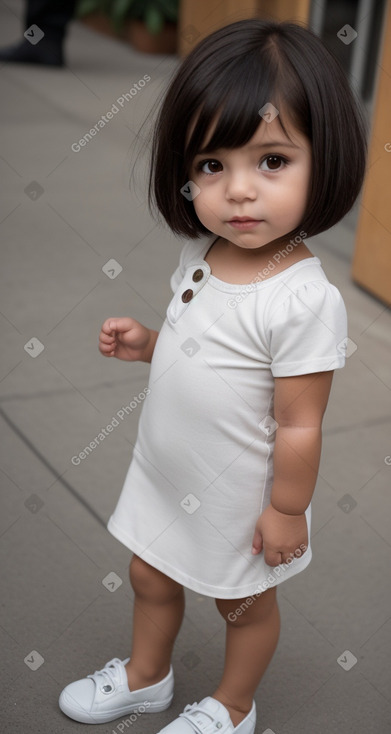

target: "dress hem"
[107,515,312,600]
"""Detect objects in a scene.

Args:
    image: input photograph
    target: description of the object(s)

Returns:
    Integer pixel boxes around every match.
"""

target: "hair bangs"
[184,50,306,175]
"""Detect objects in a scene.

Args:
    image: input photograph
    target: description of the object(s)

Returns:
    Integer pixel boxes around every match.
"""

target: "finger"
[99,332,115,345]
[108,317,133,333]
[251,530,263,555]
[264,549,283,567]
[99,342,115,355]
[101,318,118,335]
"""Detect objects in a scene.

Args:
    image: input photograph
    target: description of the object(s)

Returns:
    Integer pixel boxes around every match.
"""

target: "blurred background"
[1,1,390,733]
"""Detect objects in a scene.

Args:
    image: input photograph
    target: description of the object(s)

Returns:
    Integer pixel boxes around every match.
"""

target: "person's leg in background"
[0,0,77,66]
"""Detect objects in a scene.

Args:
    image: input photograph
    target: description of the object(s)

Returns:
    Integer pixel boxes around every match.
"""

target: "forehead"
[192,109,308,155]
[248,116,310,151]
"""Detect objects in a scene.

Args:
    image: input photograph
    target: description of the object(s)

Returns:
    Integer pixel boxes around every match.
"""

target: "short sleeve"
[268,280,348,377]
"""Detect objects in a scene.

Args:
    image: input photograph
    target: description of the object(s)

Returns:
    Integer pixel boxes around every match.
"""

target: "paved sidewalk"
[1,2,391,733]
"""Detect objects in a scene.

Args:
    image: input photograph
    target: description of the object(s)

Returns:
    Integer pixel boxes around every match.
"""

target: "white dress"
[107,235,347,599]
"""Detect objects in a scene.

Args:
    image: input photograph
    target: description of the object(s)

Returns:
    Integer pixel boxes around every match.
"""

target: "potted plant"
[76,0,179,54]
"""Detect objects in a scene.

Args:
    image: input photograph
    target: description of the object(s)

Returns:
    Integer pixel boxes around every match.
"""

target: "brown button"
[192,268,203,283]
[181,289,193,303]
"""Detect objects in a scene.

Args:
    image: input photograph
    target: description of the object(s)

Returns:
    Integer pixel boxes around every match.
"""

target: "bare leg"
[125,555,185,692]
[212,587,280,727]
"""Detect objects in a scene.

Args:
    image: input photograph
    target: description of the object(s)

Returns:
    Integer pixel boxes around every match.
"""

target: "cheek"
[289,185,308,215]
[191,198,204,224]
[276,169,310,219]
[192,192,217,224]
[294,163,311,213]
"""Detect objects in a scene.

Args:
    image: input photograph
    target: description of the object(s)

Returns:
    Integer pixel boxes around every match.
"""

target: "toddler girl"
[59,18,367,733]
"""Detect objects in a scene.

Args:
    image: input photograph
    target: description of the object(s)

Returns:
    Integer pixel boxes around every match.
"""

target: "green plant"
[76,0,179,34]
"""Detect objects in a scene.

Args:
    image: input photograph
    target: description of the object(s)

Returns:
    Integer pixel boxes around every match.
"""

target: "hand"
[99,317,153,362]
[251,504,308,567]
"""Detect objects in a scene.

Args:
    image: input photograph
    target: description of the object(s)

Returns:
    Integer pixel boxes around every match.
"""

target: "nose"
[225,170,257,202]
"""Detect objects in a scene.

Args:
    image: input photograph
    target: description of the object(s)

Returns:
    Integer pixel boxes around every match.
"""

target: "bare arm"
[271,370,333,514]
[252,371,334,565]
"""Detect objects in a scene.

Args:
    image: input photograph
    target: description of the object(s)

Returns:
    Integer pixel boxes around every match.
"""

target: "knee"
[129,555,183,603]
[215,597,249,625]
[215,587,278,626]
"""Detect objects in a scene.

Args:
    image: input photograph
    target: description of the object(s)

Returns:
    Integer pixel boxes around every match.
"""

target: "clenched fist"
[99,317,158,363]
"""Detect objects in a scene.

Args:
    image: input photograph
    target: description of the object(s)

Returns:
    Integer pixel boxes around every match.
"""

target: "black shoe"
[0,38,64,67]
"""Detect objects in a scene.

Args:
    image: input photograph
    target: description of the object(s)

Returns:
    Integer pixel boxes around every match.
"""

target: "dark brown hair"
[149,19,368,241]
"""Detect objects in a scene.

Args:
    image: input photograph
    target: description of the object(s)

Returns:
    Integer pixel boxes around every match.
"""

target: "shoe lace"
[87,657,123,692]
[179,702,225,734]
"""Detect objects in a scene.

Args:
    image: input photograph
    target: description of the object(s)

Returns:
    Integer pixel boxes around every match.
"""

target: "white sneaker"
[157,696,256,733]
[59,657,174,724]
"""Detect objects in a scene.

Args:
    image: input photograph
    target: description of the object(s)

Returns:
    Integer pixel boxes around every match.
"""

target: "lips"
[229,217,259,222]
[228,217,263,230]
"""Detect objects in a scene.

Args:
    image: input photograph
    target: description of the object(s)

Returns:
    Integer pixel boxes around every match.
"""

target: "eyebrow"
[249,141,300,149]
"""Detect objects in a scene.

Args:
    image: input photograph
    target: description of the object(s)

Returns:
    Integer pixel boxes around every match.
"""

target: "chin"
[231,236,269,249]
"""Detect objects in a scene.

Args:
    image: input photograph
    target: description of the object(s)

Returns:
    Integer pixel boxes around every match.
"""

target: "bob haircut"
[148,19,368,241]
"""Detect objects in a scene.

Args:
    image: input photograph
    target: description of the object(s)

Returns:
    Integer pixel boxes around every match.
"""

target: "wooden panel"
[352,2,391,306]
[178,0,311,57]
[255,0,311,23]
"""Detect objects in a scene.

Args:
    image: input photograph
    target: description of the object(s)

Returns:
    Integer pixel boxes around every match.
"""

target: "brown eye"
[200,160,222,174]
[266,156,282,170]
[260,155,285,171]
